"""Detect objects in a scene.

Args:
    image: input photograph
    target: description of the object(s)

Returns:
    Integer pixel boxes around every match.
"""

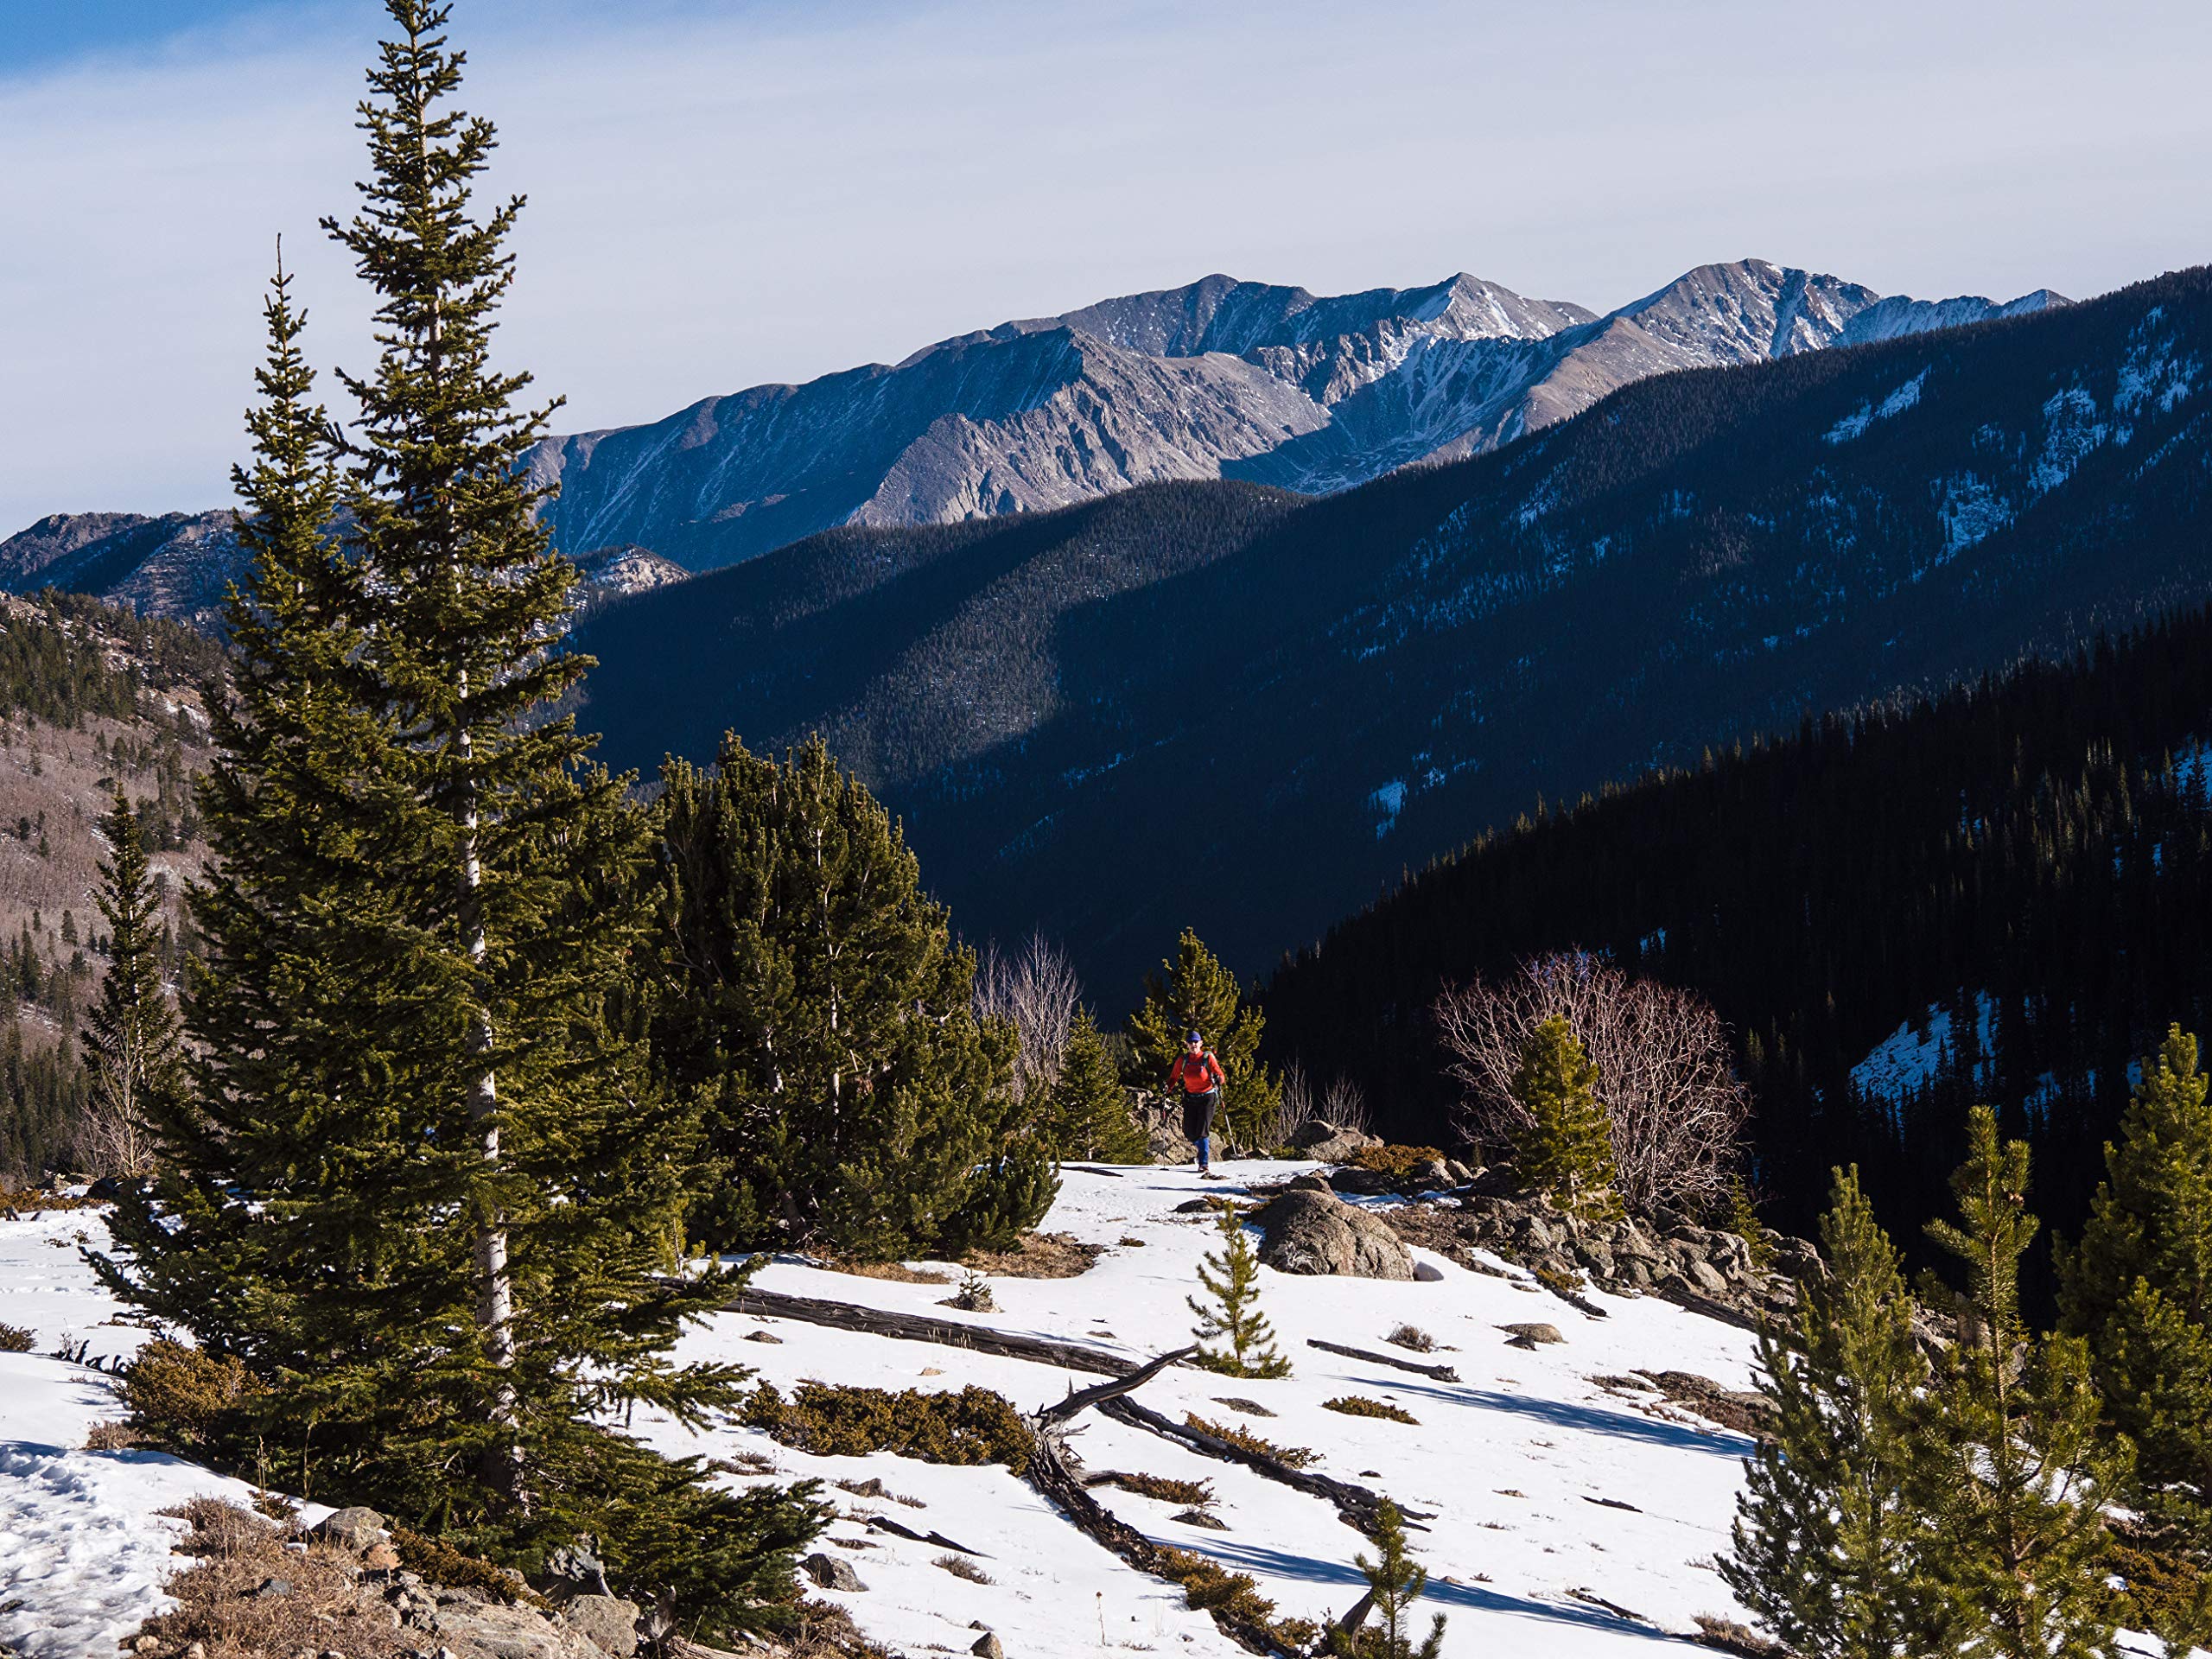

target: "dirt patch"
[1379,1205,1512,1277]
[957,1231,1104,1279]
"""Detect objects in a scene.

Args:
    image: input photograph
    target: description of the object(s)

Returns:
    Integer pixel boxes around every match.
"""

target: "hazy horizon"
[4,0,2209,534]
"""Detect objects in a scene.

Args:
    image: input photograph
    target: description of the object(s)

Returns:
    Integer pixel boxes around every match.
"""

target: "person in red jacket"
[1167,1028,1227,1177]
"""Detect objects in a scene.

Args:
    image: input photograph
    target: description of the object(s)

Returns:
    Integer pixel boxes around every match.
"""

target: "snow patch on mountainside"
[1851,993,1998,1104]
[1825,368,1929,444]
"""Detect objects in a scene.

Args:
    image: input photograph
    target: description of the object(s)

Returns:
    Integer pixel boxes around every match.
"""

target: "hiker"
[1168,1027,1227,1177]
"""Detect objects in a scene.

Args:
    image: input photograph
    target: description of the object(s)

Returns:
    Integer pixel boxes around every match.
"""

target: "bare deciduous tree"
[1433,952,1749,1214]
[974,931,1084,1103]
[1268,1063,1376,1149]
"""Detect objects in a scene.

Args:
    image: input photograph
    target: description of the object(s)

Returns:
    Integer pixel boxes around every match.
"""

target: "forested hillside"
[579,264,2212,1002]
[1262,601,2212,1280]
[0,591,217,1180]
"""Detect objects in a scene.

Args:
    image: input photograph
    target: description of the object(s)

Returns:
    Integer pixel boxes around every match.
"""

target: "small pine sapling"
[1189,1201,1291,1378]
[1328,1498,1445,1659]
[1726,1174,1777,1273]
[1510,1015,1621,1219]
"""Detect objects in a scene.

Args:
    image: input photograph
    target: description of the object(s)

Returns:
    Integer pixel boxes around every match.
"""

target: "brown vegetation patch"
[131,1497,412,1659]
[1182,1414,1318,1469]
[744,1382,1034,1471]
[391,1523,542,1607]
[0,1320,34,1352]
[823,1259,952,1285]
[115,1338,265,1451]
[1350,1144,1447,1180]
[1156,1548,1319,1651]
[1094,1471,1216,1508]
[0,1184,96,1212]
[933,1552,995,1583]
[957,1230,1104,1278]
[1321,1395,1420,1425]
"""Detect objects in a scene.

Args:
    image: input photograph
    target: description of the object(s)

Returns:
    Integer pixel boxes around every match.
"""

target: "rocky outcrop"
[1375,1177,1810,1327]
[1255,1188,1414,1281]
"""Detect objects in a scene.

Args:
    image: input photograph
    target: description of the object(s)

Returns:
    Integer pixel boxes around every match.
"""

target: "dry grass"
[932,1553,994,1584]
[1385,1323,1436,1352]
[131,1497,414,1659]
[825,1260,952,1285]
[84,1419,143,1449]
[957,1230,1104,1278]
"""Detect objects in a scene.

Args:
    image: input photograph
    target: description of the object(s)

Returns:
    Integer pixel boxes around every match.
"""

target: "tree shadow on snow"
[1363,1377,1754,1458]
[1191,1536,1691,1643]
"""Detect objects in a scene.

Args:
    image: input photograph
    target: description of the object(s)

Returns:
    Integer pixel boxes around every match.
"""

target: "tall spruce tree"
[1128,928,1280,1149]
[1909,1106,2125,1659]
[93,11,823,1634]
[1043,1008,1146,1162]
[653,734,1046,1259]
[2056,1026,2212,1649]
[1722,1166,1938,1658]
[1510,1015,1619,1217]
[79,788,181,1178]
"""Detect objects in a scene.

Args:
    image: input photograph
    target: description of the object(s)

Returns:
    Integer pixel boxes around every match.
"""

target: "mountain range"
[0,511,686,629]
[572,265,2212,1003]
[2,259,2060,612]
[524,258,2063,570]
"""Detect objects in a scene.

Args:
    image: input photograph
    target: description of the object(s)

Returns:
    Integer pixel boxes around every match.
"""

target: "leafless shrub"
[1433,952,1750,1215]
[934,1553,994,1584]
[1268,1064,1375,1148]
[974,931,1084,1102]
[1320,1074,1373,1137]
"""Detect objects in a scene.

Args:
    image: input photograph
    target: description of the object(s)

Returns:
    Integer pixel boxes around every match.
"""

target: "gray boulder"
[802,1552,868,1592]
[562,1593,643,1657]
[1257,1189,1412,1280]
[1147,1123,1198,1165]
[314,1506,388,1552]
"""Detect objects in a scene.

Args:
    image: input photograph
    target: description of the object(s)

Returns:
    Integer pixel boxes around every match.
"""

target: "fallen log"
[1041,1345,1197,1424]
[1097,1395,1432,1536]
[1305,1338,1460,1382]
[725,1286,1137,1376]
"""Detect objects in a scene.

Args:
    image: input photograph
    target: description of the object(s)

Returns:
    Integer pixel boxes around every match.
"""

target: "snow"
[5,1169,1780,1656]
[1934,473,2013,560]
[1823,368,1927,444]
[1369,779,1408,838]
[0,1208,332,1659]
[1850,993,1997,1104]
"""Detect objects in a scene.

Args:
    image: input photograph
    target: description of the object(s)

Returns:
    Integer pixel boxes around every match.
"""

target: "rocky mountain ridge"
[571,264,2208,1003]
[0,512,687,628]
[526,258,2064,571]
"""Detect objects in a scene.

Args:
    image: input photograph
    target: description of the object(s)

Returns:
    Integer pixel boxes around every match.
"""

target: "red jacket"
[1170,1051,1226,1095]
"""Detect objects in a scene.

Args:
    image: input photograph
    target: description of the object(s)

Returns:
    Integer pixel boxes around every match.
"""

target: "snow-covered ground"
[1,1166,1774,1656]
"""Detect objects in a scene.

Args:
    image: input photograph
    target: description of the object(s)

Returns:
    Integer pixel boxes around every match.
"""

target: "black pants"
[1180,1088,1219,1147]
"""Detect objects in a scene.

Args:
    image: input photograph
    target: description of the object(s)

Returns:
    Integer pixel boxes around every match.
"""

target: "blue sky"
[3,0,2210,532]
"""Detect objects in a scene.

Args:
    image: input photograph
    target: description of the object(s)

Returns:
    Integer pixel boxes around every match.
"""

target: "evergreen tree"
[1909,1106,2125,1658]
[2059,1028,2212,1526]
[1043,1008,1146,1162]
[1326,1499,1445,1659]
[653,734,1044,1259]
[79,789,181,1179]
[1128,928,1280,1149]
[1187,1200,1290,1377]
[1722,1166,1938,1658]
[93,10,822,1635]
[1510,1015,1619,1217]
[2056,1026,2212,1649]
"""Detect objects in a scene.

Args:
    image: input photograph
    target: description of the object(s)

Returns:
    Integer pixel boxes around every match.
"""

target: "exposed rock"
[1255,1189,1413,1281]
[411,1595,604,1659]
[1290,1118,1377,1153]
[802,1553,868,1592]
[1147,1123,1198,1165]
[970,1634,1005,1659]
[314,1506,389,1553]
[1382,1186,1815,1325]
[362,1541,401,1573]
[1498,1323,1564,1346]
[1286,1172,1335,1194]
[561,1592,643,1657]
